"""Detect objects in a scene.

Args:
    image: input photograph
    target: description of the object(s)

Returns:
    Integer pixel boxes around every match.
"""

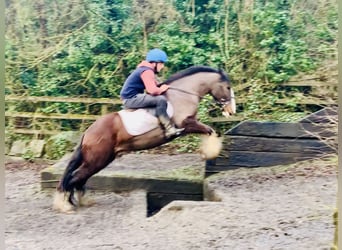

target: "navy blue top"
[120,66,151,99]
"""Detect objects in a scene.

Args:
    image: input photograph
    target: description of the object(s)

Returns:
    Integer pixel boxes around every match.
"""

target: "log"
[206,107,337,174]
[221,136,333,154]
[206,151,322,172]
[300,106,337,123]
[225,121,332,138]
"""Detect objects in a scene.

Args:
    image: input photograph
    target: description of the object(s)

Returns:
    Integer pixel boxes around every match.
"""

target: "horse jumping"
[53,66,236,213]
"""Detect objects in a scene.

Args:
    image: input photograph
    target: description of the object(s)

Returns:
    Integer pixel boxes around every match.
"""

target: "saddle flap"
[118,102,174,136]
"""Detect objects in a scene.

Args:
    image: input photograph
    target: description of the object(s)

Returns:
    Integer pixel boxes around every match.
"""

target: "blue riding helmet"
[146,49,168,63]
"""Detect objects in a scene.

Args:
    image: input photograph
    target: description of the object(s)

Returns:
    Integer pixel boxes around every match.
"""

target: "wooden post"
[101,104,108,115]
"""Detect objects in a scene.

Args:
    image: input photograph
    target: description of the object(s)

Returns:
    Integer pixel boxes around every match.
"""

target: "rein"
[167,86,232,105]
[168,86,203,99]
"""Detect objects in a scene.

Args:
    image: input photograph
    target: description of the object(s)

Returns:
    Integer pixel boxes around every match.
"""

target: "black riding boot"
[158,115,184,138]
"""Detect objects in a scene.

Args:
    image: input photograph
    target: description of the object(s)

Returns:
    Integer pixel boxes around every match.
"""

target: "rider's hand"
[159,84,169,93]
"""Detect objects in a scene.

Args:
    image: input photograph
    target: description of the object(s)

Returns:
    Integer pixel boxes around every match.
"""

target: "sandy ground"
[5,153,337,250]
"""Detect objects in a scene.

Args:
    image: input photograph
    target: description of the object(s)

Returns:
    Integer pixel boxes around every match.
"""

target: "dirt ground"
[5,153,337,250]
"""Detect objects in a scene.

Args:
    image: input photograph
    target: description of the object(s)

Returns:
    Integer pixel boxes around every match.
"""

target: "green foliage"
[5,0,337,152]
[22,149,35,162]
[173,135,201,154]
[45,137,71,160]
[253,2,316,82]
[45,132,81,159]
[6,0,336,96]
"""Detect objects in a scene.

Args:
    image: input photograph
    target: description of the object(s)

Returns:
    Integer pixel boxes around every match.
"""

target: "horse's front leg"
[181,116,222,160]
[181,116,215,135]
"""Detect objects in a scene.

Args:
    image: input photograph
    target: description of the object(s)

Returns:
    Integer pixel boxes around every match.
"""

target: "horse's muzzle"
[222,89,236,118]
[222,102,235,117]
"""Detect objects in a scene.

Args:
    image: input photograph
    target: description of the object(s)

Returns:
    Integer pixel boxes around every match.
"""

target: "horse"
[53,65,236,213]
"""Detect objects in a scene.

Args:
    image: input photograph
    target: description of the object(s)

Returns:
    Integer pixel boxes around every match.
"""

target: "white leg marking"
[200,133,223,160]
[77,191,96,207]
[53,191,76,214]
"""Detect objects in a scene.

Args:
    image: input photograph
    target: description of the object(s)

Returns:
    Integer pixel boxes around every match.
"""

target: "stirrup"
[165,127,184,138]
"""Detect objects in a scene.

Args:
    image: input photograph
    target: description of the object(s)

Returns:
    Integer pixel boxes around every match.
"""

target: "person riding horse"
[54,63,235,213]
[120,48,184,138]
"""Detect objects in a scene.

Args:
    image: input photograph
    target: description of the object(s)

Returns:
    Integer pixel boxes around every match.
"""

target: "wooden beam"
[282,80,337,87]
[275,98,336,105]
[300,106,338,123]
[222,136,332,153]
[207,150,326,171]
[225,121,334,138]
[5,95,122,105]
[5,111,100,120]
[209,116,244,123]
[5,128,60,135]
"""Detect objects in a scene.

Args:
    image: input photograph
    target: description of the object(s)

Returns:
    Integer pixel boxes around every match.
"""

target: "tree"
[5,0,338,132]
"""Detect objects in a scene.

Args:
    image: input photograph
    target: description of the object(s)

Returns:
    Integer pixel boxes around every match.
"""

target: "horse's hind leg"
[54,112,122,213]
[73,174,96,207]
[66,157,114,208]
[53,190,76,213]
[53,143,84,213]
[54,160,111,213]
[53,164,88,214]
[53,151,114,213]
[76,189,95,207]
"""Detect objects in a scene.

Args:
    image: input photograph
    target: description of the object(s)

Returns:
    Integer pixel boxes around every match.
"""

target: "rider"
[120,48,184,138]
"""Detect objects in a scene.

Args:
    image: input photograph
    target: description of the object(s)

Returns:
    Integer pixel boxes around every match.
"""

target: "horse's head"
[164,66,236,118]
[210,69,236,118]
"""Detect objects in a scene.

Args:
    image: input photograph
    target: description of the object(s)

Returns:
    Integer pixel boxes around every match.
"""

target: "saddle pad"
[118,104,174,136]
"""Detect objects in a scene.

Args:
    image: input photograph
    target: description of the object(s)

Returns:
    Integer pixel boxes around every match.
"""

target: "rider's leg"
[157,114,184,138]
[154,96,184,138]
[123,93,163,109]
[123,94,183,138]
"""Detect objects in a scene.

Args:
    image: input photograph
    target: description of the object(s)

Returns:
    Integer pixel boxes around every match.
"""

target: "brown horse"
[53,66,236,213]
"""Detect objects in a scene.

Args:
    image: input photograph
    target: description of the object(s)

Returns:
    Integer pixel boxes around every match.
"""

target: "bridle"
[167,86,233,106]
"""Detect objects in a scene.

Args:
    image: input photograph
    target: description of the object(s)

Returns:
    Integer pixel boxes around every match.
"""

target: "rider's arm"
[141,70,169,95]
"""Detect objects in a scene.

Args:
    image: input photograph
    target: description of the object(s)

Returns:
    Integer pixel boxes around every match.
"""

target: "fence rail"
[5,111,101,120]
[5,77,337,136]
[209,80,337,124]
[5,96,122,135]
[5,95,122,104]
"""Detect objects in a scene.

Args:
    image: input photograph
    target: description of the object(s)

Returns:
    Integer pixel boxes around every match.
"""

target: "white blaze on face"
[222,89,236,117]
[230,88,236,113]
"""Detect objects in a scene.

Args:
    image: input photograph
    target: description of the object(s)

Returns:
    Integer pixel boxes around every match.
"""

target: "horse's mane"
[163,66,230,84]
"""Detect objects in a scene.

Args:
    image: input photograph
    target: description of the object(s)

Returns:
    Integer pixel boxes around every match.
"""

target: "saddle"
[118,103,174,136]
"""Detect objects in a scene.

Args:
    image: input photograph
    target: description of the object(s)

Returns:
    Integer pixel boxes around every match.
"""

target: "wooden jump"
[206,107,337,174]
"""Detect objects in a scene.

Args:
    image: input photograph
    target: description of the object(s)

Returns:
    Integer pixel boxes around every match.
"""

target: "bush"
[45,132,82,160]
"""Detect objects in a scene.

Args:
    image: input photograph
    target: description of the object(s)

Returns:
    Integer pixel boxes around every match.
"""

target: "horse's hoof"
[53,191,77,214]
[53,200,76,214]
[79,196,96,207]
[200,133,223,160]
[76,191,96,207]
[62,206,77,214]
[206,127,215,135]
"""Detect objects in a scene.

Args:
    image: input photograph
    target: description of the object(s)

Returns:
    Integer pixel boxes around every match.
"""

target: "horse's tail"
[60,135,84,204]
